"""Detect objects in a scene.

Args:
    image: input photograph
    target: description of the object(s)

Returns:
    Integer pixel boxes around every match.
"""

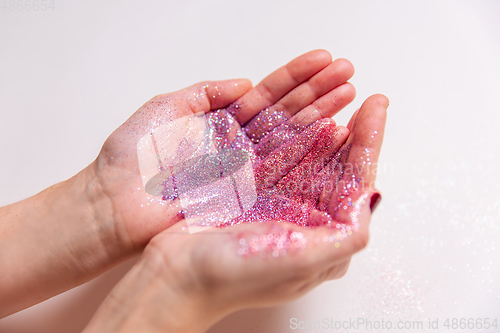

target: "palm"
[93,80,255,247]
[93,50,363,251]
[146,92,388,314]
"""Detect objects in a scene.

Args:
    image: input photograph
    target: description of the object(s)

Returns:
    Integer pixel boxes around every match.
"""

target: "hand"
[200,66,379,229]
[92,49,356,253]
[84,94,388,333]
[0,49,358,318]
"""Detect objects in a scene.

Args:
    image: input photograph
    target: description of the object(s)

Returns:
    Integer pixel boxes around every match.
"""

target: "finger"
[317,159,344,212]
[255,119,334,191]
[272,58,355,117]
[243,58,354,140]
[178,79,252,115]
[229,219,368,284]
[270,206,370,275]
[116,79,251,141]
[342,94,389,186]
[346,108,360,131]
[231,50,333,124]
[252,107,328,159]
[253,121,304,159]
[276,126,349,203]
[247,82,355,143]
[233,219,367,267]
[206,109,249,151]
[289,82,356,128]
[317,139,352,212]
[308,201,371,266]
[306,125,350,205]
[326,94,388,223]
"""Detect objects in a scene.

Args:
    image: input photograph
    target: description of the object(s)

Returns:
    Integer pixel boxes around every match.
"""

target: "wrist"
[0,163,128,316]
[85,246,222,333]
[79,161,132,262]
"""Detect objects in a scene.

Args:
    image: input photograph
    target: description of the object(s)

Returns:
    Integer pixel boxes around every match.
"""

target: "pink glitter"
[151,102,374,255]
[210,105,370,231]
[236,225,307,257]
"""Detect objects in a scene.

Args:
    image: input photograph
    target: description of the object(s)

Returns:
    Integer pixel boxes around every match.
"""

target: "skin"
[84,93,388,333]
[0,50,388,331]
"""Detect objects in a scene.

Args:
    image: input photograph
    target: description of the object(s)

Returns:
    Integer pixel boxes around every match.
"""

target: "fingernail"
[369,192,382,213]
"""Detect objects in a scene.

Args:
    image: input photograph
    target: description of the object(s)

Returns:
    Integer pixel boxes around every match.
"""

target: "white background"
[1,1,499,332]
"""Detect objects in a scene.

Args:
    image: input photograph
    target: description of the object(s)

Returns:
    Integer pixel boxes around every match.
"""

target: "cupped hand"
[91,50,356,254]
[151,93,389,306]
[159,93,388,325]
[84,94,388,333]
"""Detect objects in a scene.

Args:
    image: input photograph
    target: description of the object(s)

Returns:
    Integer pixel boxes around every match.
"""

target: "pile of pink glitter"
[161,103,371,232]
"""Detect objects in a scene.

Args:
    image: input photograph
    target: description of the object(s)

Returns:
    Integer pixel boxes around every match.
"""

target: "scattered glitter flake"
[135,93,376,253]
[237,227,308,257]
